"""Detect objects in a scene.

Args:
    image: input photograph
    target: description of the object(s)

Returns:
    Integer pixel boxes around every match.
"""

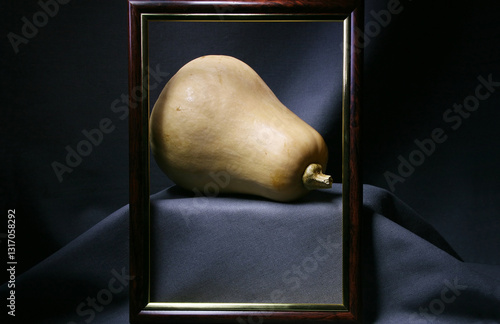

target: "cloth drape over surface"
[3,185,499,323]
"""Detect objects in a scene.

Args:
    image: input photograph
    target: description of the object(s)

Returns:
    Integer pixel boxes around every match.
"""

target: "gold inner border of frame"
[139,13,352,313]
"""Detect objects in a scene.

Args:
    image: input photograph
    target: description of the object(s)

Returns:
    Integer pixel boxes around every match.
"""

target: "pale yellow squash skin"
[150,55,331,202]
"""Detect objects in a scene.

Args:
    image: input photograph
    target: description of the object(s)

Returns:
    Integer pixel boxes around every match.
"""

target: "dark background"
[1,0,500,322]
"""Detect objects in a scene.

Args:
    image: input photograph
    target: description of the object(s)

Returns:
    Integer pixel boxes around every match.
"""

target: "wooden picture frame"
[128,0,363,323]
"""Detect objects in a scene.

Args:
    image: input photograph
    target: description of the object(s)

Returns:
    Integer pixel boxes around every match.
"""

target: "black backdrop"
[1,0,500,323]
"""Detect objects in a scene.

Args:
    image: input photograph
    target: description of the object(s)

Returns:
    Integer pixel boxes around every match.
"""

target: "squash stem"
[302,163,333,190]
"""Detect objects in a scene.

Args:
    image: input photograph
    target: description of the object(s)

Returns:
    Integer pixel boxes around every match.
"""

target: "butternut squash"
[150,55,332,202]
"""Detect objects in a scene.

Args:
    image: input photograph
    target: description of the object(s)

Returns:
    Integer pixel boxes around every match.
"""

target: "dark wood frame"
[129,0,363,323]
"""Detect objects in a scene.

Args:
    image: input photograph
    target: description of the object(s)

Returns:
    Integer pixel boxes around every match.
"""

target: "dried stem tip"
[302,163,333,190]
